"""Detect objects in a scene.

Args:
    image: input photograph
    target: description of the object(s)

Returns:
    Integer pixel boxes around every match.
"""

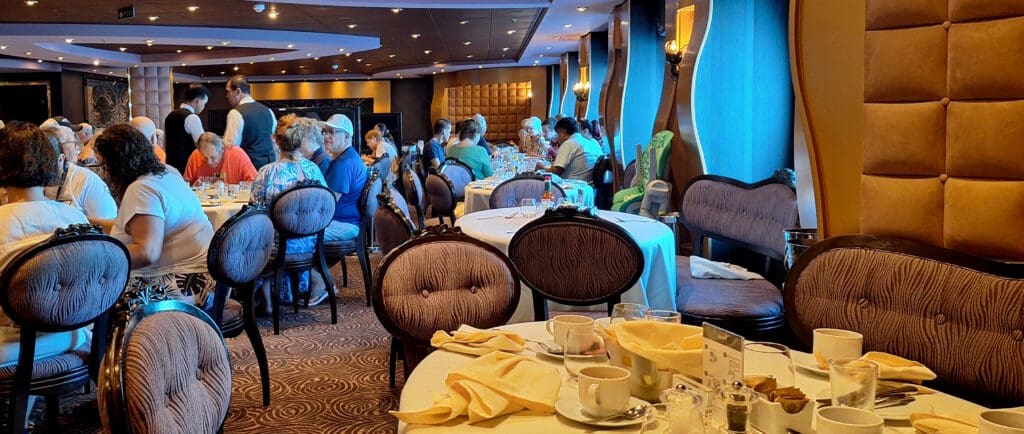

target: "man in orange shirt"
[183,132,257,185]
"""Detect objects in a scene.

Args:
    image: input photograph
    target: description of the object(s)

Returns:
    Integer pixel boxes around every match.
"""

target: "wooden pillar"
[558,52,579,118]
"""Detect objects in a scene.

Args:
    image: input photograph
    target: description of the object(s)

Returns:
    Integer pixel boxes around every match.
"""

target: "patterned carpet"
[31,255,403,434]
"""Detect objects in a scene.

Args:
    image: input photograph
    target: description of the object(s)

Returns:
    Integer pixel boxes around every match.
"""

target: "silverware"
[523,338,563,355]
[874,397,916,409]
[592,404,649,423]
[504,212,519,219]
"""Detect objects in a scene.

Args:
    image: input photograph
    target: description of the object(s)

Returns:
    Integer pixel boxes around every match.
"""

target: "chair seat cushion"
[324,239,357,258]
[0,348,88,381]
[675,256,783,320]
[263,251,316,275]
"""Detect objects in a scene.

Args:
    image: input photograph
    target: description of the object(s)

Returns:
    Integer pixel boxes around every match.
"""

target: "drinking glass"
[829,359,878,410]
[610,303,649,324]
[743,342,796,387]
[564,328,608,383]
[644,310,682,323]
[520,198,538,217]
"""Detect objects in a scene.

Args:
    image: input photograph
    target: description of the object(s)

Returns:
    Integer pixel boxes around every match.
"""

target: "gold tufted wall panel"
[445,82,532,142]
[862,0,1024,260]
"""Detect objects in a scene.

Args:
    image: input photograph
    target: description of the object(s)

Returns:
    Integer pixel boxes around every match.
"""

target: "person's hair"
[554,117,579,135]
[457,119,481,141]
[578,119,601,140]
[197,132,223,150]
[432,118,451,136]
[0,122,59,188]
[275,115,318,155]
[40,125,75,151]
[373,123,394,142]
[184,83,210,101]
[365,129,383,144]
[472,113,487,132]
[522,117,542,134]
[227,75,251,94]
[542,117,555,128]
[94,124,167,201]
[79,123,93,135]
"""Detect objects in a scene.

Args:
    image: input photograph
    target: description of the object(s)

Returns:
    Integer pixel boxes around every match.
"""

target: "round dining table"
[397,321,987,433]
[463,178,596,215]
[456,208,677,324]
[201,201,247,230]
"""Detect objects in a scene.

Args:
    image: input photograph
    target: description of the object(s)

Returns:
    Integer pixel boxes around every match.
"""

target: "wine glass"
[564,328,608,383]
[644,309,682,323]
[610,303,649,324]
[520,198,538,217]
[743,342,796,388]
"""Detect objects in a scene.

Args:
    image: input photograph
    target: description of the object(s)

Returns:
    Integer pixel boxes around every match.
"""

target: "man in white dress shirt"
[164,83,208,173]
[223,75,277,169]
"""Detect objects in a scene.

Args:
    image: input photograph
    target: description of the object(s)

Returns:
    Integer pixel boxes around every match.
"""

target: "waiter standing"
[164,83,208,173]
[223,75,276,169]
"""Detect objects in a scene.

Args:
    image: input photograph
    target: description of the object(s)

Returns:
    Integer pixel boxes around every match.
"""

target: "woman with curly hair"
[93,124,215,307]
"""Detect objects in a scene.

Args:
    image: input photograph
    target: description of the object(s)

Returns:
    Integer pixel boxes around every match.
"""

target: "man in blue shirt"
[321,113,367,241]
[421,118,450,174]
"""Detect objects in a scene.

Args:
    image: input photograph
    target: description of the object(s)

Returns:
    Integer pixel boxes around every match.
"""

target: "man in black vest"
[164,83,208,174]
[224,75,277,169]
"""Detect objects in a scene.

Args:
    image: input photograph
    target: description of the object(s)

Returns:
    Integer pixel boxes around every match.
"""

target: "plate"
[200,202,221,207]
[555,396,648,427]
[527,341,563,360]
[815,388,936,421]
[792,352,829,376]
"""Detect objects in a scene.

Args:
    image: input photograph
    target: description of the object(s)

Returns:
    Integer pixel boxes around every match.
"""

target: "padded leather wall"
[863,1,1024,260]
[445,82,531,142]
[130,67,172,129]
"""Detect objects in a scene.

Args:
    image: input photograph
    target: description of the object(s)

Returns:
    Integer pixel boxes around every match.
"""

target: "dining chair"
[263,180,338,334]
[372,225,520,383]
[488,174,566,210]
[621,159,637,190]
[0,224,130,434]
[98,300,231,434]
[374,187,417,257]
[424,169,458,226]
[439,158,474,202]
[400,163,427,229]
[508,208,645,321]
[206,204,274,407]
[325,169,380,306]
[591,155,615,210]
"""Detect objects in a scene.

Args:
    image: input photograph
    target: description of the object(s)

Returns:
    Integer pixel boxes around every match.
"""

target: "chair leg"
[389,337,399,388]
[45,395,59,430]
[240,283,271,407]
[317,248,338,325]
[532,295,549,321]
[272,269,283,335]
[340,256,349,287]
[290,272,302,314]
[356,238,373,307]
[9,332,36,434]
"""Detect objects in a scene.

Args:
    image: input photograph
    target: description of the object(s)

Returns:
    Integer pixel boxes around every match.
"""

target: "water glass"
[829,359,878,410]
[520,198,538,217]
[610,303,649,323]
[644,310,682,323]
[743,342,795,387]
[564,328,608,382]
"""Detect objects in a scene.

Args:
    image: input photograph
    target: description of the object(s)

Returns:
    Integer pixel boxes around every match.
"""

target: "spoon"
[593,404,649,423]
[523,338,562,355]
[504,212,519,219]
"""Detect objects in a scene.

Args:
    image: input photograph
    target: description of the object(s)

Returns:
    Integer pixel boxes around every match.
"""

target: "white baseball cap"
[323,114,353,136]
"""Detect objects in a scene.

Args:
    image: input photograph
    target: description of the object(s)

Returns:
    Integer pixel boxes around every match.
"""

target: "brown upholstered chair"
[508,208,644,320]
[99,300,232,434]
[621,159,637,190]
[206,204,274,407]
[263,180,338,334]
[488,174,566,210]
[424,169,458,226]
[785,235,1024,407]
[0,224,130,433]
[372,226,520,379]
[677,172,798,336]
[325,169,380,306]
[374,187,417,256]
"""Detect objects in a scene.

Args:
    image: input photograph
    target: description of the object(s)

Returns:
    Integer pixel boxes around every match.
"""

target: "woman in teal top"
[445,118,494,180]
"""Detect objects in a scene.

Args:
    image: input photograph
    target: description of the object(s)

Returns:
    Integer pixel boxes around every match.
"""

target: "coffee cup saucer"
[554,395,648,427]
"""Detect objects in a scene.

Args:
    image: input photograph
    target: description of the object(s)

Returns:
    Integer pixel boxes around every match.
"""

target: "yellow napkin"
[910,412,977,434]
[391,351,560,425]
[430,326,525,356]
[604,321,703,378]
[861,351,937,382]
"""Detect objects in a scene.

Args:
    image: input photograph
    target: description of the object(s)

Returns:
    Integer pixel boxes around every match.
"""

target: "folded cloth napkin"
[603,321,703,378]
[689,256,764,280]
[430,326,525,356]
[909,412,977,434]
[860,351,937,382]
[391,351,560,425]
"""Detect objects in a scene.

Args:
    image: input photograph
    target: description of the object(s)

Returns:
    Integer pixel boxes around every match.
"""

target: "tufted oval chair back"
[439,159,474,201]
[100,300,232,434]
[359,169,384,233]
[424,170,456,225]
[207,204,274,287]
[489,175,566,210]
[374,188,417,256]
[401,164,427,228]
[372,226,520,373]
[508,208,644,320]
[269,181,337,238]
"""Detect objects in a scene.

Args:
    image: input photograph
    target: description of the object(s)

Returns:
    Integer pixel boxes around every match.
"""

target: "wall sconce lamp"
[665,39,682,81]
[573,81,590,102]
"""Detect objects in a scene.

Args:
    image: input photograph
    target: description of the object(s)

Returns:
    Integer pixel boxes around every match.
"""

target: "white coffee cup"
[545,314,594,348]
[979,410,1024,434]
[815,407,883,434]
[813,328,863,363]
[578,365,631,418]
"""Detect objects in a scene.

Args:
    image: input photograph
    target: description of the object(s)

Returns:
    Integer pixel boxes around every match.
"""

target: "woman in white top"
[93,124,215,307]
[0,122,90,365]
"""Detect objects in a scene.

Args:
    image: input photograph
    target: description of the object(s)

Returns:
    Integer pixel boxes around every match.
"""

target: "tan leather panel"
[863,102,946,176]
[865,26,947,103]
[866,0,946,30]
[861,176,944,246]
[945,179,1024,259]
[947,101,1024,179]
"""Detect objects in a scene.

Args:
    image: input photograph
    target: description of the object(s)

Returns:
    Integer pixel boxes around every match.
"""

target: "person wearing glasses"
[39,124,117,221]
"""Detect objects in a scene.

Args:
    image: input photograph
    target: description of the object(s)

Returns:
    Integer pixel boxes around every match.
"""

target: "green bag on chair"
[612,131,674,212]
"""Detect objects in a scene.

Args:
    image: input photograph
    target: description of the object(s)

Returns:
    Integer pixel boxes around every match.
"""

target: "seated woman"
[251,117,329,307]
[362,129,398,183]
[446,119,494,180]
[93,124,215,307]
[0,122,91,365]
[517,116,550,158]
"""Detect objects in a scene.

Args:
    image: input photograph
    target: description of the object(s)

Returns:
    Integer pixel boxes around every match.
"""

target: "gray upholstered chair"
[374,187,417,257]
[263,180,337,334]
[99,300,232,434]
[372,226,520,380]
[508,208,644,320]
[325,169,380,306]
[676,171,798,336]
[206,204,274,407]
[786,235,1024,407]
[400,163,427,229]
[0,224,130,433]
[439,158,475,202]
[424,169,458,226]
[488,174,566,210]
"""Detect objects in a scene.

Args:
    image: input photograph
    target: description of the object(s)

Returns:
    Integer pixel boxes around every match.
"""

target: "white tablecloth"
[397,322,987,433]
[457,209,677,324]
[463,178,595,215]
[202,201,246,230]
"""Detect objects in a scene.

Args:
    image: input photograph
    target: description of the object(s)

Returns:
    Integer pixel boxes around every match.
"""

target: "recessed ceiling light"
[119,47,127,52]
[554,36,561,40]
[314,57,319,60]
[181,63,187,66]
[249,61,254,64]
[92,59,100,65]
[440,69,445,72]
[220,71,225,75]
[356,58,363,62]
[25,1,38,5]
[298,65,304,68]
[37,59,42,63]
[24,51,31,55]
[365,63,372,66]
[268,9,279,19]
[93,69,97,72]
[502,47,509,51]
[132,64,138,67]
[424,50,432,54]
[564,23,572,28]
[146,40,154,46]
[466,55,474,58]
[269,57,275,60]
[411,34,421,39]
[0,46,6,50]
[478,65,482,69]
[507,30,516,35]
[148,16,159,21]
[459,20,469,25]
[343,68,349,72]
[576,6,587,12]
[287,44,294,48]
[348,24,358,29]
[221,41,230,45]
[176,49,182,53]
[233,66,239,71]
[432,71,436,75]
[463,41,472,45]
[338,48,345,52]
[306,53,312,56]
[391,8,402,13]
[433,61,439,64]
[206,46,213,50]
[344,52,351,57]
[57,56,63,60]
[539,54,544,57]
[281,70,286,73]
[187,6,199,12]
[388,54,396,58]
[64,38,73,43]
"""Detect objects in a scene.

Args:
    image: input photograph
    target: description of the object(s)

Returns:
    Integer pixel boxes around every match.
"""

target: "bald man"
[130,116,167,163]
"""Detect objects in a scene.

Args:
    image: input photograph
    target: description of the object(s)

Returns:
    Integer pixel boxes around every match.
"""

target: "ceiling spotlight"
[507,30,516,35]
[64,38,73,43]
[478,65,483,69]
[424,50,432,54]
[348,24,358,29]
[206,46,213,50]
[92,59,100,66]
[119,47,127,52]
[306,53,312,56]
[463,41,472,45]
[344,52,351,57]
[564,23,572,28]
[24,51,31,55]
[269,57,275,60]
[281,70,286,73]
[314,57,319,60]
[132,64,138,67]
[388,54,396,58]
[0,46,6,50]
[365,63,372,66]
[268,9,279,19]
[459,20,469,25]
[466,55,474,58]
[287,44,294,48]
[181,63,187,66]
[338,48,345,52]
[576,6,587,12]
[545,46,552,50]
[411,34,421,39]
[25,0,38,5]
[233,66,239,71]
[440,69,445,72]
[356,58,363,62]
[37,59,42,63]
[433,61,439,64]
[502,47,509,51]
[391,8,402,13]
[146,40,154,46]
[220,71,225,74]
[187,6,199,12]
[249,61,254,64]
[57,56,63,60]
[176,49,182,53]
[298,65,304,68]
[221,41,230,45]
[148,16,159,21]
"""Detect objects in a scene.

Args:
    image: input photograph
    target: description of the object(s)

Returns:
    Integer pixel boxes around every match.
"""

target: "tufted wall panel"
[129,66,172,128]
[863,0,1024,260]
[445,82,531,142]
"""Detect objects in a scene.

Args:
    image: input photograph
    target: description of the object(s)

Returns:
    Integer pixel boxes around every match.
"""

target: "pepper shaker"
[723,381,755,433]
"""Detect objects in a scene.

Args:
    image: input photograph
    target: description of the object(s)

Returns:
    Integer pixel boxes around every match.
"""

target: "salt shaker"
[723,381,755,433]
[663,384,704,434]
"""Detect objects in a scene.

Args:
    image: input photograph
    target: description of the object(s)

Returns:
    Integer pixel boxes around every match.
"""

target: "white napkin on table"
[689,256,764,280]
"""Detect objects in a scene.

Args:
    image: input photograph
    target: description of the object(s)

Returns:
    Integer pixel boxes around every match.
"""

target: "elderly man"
[322,114,367,241]
[130,116,168,164]
[39,124,117,220]
[297,116,331,175]
[183,132,257,185]
[224,75,276,169]
[76,122,93,145]
[541,117,602,181]
[472,113,492,155]
[165,83,209,173]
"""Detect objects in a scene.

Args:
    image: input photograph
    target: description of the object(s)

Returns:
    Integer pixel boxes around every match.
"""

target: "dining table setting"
[395,303,1019,434]
[462,173,596,215]
[192,179,252,230]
